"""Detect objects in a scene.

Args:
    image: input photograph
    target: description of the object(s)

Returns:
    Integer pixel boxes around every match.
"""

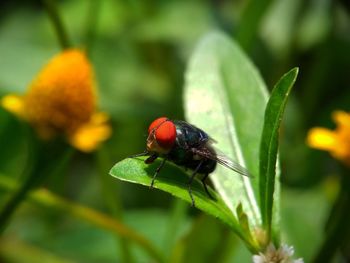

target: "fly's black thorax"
[166,120,216,174]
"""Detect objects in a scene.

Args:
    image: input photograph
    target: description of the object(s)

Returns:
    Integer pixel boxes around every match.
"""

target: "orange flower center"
[24,49,96,137]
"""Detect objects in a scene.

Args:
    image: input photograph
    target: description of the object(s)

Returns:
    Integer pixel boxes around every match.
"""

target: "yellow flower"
[307,111,350,165]
[1,49,111,152]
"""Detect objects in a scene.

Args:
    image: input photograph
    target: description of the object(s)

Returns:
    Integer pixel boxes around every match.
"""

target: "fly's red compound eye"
[148,117,176,148]
[148,117,168,134]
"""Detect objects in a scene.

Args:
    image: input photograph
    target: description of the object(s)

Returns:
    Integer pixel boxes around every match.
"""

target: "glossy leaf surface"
[259,67,298,242]
[184,32,269,228]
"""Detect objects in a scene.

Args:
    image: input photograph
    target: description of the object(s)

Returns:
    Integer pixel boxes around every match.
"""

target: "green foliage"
[111,32,299,253]
[259,68,298,243]
[0,0,349,262]
[110,158,247,242]
[183,32,268,230]
[110,158,229,214]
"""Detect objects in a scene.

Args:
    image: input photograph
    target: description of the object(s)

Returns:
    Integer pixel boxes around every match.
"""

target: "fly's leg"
[129,152,162,188]
[150,158,166,188]
[201,173,214,200]
[145,153,158,164]
[128,150,149,158]
[188,160,204,207]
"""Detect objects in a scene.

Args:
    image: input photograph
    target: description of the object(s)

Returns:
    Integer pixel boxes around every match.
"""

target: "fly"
[130,117,251,206]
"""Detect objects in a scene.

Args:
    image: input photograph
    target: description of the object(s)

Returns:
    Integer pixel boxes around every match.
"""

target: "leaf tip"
[289,67,299,79]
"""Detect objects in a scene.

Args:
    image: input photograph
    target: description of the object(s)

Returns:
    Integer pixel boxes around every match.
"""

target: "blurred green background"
[0,0,349,262]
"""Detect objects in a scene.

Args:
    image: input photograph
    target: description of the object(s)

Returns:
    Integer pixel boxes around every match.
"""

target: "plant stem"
[312,175,350,263]
[0,142,74,234]
[42,0,71,49]
[96,147,134,263]
[0,175,165,263]
[83,0,102,54]
[0,172,45,233]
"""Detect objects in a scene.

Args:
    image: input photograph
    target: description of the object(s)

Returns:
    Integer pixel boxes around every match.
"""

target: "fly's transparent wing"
[214,151,251,177]
[190,145,252,177]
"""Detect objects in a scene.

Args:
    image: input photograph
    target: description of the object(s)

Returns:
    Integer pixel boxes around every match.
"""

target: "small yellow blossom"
[69,112,112,152]
[1,94,25,118]
[307,111,350,165]
[1,49,111,152]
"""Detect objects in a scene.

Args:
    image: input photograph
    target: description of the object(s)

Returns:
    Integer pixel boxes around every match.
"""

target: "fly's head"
[147,117,176,155]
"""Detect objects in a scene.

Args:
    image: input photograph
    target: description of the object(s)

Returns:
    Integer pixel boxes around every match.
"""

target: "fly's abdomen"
[195,158,216,174]
[168,146,217,174]
[168,146,192,165]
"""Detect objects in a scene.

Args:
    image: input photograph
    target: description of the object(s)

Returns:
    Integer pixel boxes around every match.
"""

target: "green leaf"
[110,158,257,252]
[259,67,299,243]
[110,158,233,224]
[184,31,268,229]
